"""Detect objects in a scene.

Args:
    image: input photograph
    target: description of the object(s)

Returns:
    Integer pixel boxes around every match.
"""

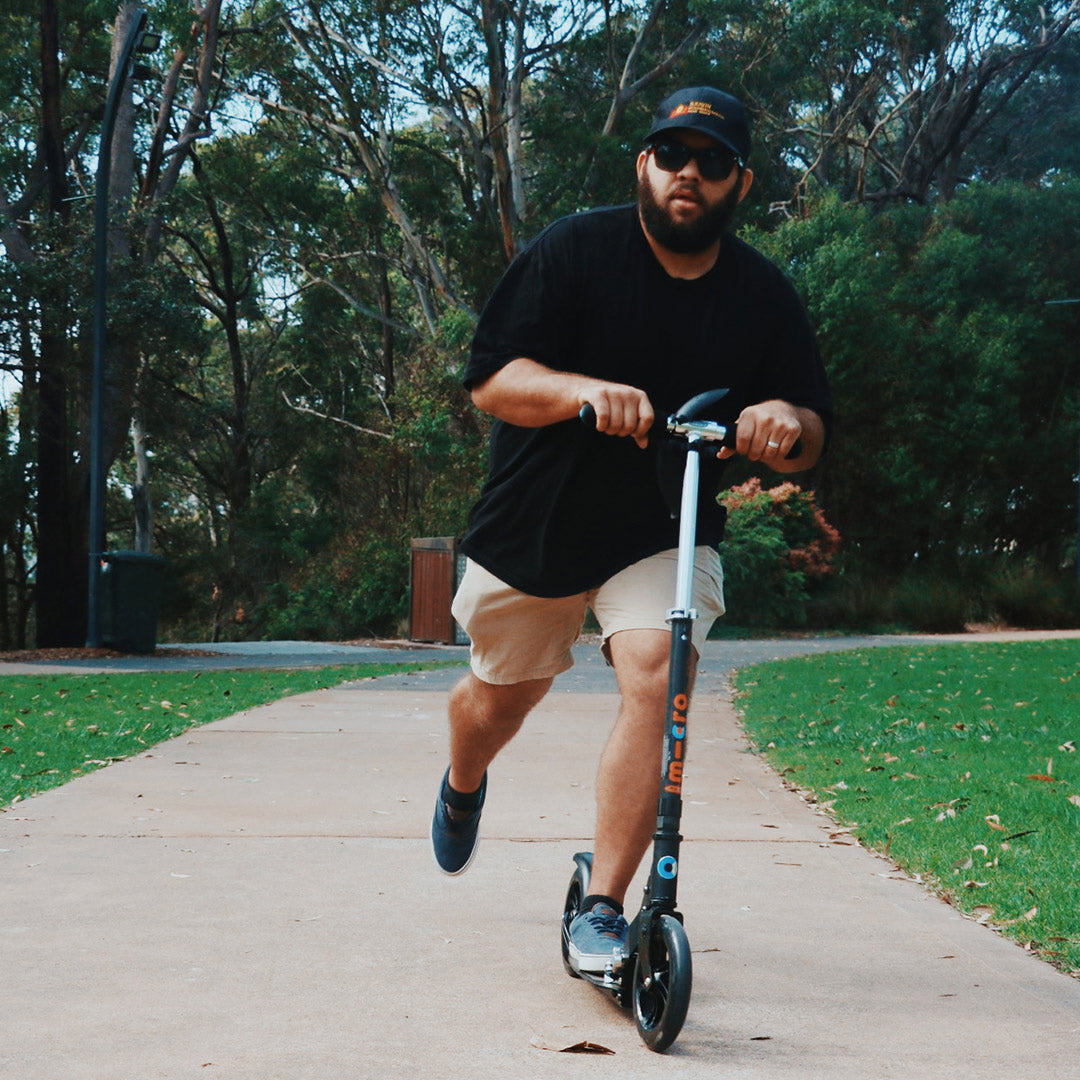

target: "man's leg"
[446,671,553,794]
[586,628,695,906]
[564,628,690,971]
[582,546,722,905]
[432,673,554,875]
[434,559,586,875]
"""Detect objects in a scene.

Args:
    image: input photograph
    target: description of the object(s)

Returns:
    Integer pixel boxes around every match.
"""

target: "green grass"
[734,639,1080,976]
[0,661,461,808]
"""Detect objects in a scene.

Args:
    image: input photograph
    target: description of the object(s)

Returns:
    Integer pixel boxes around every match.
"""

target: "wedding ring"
[767,439,781,449]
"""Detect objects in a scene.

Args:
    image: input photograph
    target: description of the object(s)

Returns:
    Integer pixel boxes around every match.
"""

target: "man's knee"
[607,629,671,697]
[450,670,553,725]
[608,628,700,708]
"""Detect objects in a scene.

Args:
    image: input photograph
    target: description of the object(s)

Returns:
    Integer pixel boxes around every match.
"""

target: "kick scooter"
[562,389,796,1052]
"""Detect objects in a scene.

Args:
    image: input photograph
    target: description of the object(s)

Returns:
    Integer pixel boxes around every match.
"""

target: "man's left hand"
[716,399,802,462]
[715,400,825,473]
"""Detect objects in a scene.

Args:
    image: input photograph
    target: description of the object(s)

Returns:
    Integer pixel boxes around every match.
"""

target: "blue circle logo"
[657,856,678,879]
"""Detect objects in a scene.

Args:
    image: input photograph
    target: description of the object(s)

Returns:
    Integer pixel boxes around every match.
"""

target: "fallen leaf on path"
[530,1036,615,1055]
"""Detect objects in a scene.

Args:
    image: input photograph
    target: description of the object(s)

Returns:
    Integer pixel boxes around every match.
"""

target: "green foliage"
[735,640,1080,974]
[253,531,410,640]
[5,0,1080,645]
[719,480,840,626]
[797,559,1080,634]
[983,561,1080,630]
[752,179,1080,584]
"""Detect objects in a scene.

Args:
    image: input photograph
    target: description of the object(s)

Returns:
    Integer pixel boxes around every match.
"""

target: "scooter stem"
[648,432,704,911]
[672,433,702,617]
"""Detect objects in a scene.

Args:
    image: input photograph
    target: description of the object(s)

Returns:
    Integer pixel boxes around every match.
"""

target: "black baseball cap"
[645,86,751,163]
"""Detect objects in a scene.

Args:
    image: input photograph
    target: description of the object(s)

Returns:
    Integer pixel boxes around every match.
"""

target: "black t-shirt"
[460,204,833,598]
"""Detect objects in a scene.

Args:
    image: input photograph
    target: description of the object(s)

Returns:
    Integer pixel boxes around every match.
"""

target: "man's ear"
[737,167,755,203]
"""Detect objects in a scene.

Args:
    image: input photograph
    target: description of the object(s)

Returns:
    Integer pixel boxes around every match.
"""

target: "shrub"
[889,570,971,632]
[984,560,1080,629]
[253,531,409,641]
[718,480,841,627]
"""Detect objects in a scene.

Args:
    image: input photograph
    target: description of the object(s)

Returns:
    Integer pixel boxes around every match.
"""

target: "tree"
[752,178,1080,576]
[750,0,1080,209]
[0,0,224,645]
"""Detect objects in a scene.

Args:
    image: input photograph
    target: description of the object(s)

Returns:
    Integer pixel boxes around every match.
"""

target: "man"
[431,86,833,974]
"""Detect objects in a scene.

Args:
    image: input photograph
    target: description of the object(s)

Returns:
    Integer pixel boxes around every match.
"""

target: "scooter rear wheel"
[632,914,692,1052]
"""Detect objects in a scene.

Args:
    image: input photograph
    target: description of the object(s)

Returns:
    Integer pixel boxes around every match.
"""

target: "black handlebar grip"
[578,403,597,428]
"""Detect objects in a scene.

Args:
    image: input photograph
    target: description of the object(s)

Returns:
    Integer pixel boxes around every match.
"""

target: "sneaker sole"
[565,939,626,975]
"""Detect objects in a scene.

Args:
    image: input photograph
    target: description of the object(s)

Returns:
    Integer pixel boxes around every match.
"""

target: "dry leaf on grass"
[997,906,1039,927]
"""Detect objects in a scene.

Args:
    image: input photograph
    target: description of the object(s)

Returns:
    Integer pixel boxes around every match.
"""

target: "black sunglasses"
[649,140,742,182]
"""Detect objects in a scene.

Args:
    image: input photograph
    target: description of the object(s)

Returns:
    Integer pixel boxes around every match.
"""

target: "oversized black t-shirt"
[460,204,833,598]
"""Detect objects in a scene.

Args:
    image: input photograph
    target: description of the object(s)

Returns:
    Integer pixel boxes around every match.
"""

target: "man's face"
[636,130,753,254]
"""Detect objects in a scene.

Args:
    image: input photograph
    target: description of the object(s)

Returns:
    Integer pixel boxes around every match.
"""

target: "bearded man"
[430,86,833,972]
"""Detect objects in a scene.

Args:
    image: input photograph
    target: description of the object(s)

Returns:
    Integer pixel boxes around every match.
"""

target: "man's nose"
[676,155,702,180]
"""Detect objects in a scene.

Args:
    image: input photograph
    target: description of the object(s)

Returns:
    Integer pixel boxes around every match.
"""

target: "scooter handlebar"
[578,402,803,459]
[578,402,598,428]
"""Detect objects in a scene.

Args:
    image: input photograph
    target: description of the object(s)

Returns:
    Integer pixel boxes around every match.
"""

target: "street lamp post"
[86,8,154,647]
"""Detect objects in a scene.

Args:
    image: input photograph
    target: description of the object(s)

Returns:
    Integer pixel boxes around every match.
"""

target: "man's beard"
[637,172,742,254]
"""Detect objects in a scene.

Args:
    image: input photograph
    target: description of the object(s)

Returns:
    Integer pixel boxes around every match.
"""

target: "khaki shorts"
[451,548,725,685]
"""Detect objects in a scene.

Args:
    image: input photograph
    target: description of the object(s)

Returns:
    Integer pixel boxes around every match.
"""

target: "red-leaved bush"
[718,479,841,625]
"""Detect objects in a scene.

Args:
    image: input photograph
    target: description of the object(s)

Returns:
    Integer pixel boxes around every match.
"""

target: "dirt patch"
[0,646,223,663]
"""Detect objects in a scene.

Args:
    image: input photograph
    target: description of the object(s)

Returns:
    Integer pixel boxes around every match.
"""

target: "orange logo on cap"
[669,100,726,121]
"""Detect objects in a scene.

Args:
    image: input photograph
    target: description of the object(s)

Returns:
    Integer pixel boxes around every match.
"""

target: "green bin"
[99,550,167,654]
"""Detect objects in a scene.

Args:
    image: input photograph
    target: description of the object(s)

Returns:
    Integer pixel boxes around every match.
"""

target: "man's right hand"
[577,382,654,449]
[471,358,653,449]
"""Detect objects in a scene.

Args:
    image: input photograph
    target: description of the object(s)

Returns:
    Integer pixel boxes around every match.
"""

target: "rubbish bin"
[98,550,167,654]
[409,537,468,645]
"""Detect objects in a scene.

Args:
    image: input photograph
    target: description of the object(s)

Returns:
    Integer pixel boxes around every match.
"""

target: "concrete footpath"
[3,634,1080,1079]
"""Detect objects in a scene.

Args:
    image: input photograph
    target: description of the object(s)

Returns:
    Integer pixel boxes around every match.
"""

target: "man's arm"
[470,357,655,449]
[716,399,826,473]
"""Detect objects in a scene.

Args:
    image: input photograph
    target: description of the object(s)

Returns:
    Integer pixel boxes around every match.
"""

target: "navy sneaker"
[431,767,486,875]
[567,901,629,974]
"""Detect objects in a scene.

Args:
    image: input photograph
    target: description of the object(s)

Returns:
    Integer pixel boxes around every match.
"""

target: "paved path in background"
[3,632,1080,1079]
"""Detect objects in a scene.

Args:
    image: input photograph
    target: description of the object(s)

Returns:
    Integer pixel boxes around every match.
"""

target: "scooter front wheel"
[632,913,692,1052]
